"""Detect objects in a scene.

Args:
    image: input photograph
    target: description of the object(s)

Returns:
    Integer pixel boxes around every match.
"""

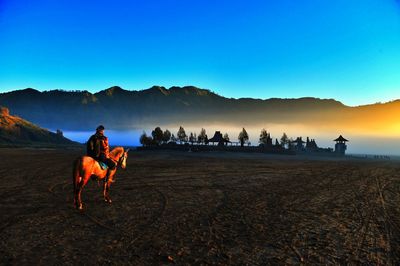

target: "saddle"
[98,161,108,170]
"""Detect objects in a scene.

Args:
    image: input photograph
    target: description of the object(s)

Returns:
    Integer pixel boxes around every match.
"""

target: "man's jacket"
[87,134,110,159]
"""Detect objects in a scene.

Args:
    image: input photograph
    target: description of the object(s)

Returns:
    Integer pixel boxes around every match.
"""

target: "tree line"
[140,126,293,148]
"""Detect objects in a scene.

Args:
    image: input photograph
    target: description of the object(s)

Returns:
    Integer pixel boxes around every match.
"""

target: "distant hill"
[0,86,398,137]
[0,106,79,146]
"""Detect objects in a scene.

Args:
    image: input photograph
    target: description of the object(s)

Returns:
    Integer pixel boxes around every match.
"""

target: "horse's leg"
[73,180,78,208]
[103,181,112,203]
[76,179,84,210]
[77,174,91,210]
[103,172,115,203]
[74,182,80,209]
[73,158,82,209]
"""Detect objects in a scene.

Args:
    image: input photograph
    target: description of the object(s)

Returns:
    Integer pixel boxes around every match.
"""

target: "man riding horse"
[73,125,129,210]
[86,125,116,182]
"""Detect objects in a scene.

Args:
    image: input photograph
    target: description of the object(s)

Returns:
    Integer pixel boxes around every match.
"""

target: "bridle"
[115,148,129,167]
[117,153,126,165]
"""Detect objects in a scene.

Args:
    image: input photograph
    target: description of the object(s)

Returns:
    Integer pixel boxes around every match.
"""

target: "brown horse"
[72,147,129,210]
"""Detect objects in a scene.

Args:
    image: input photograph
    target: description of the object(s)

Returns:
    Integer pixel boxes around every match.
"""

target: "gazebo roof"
[334,135,348,142]
[209,131,230,143]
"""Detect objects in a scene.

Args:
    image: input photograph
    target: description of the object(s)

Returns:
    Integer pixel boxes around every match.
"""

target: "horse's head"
[119,148,130,169]
[110,147,130,169]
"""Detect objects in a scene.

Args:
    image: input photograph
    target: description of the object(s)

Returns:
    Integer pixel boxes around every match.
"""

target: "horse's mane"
[109,147,124,160]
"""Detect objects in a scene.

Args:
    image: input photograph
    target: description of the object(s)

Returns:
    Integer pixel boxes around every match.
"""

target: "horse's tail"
[72,157,83,195]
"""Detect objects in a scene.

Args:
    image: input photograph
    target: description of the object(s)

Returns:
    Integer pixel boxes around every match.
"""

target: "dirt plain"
[0,148,399,265]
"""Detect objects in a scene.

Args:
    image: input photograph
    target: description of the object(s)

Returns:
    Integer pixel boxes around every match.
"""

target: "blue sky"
[1,0,400,106]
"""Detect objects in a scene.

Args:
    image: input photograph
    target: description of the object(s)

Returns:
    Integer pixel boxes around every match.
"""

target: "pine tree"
[189,132,196,144]
[177,126,187,144]
[198,128,207,144]
[151,127,163,145]
[280,133,289,148]
[139,131,147,146]
[223,133,230,141]
[238,128,249,147]
[259,128,268,144]
[162,129,171,143]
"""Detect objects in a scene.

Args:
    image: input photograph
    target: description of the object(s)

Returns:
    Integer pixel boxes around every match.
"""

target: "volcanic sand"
[0,148,399,265]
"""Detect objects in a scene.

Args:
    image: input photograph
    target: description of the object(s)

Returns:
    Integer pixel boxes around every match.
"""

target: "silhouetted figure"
[275,138,279,146]
[56,129,63,137]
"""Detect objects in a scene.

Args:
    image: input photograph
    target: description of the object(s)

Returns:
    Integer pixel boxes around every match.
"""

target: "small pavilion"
[334,135,348,155]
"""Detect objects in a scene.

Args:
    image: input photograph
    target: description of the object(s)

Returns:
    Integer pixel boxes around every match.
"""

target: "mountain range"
[0,86,398,137]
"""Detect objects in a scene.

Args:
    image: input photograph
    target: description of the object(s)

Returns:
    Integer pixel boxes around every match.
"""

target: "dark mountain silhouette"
[0,106,79,145]
[0,86,398,134]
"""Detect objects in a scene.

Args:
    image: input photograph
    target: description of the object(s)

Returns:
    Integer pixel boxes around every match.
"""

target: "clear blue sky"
[1,0,400,106]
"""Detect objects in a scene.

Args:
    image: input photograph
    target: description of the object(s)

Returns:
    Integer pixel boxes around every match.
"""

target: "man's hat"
[96,125,105,131]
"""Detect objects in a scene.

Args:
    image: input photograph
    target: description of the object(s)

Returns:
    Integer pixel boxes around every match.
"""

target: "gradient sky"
[1,0,400,106]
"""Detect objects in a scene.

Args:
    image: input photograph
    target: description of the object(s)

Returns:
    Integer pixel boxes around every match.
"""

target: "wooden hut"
[306,137,318,152]
[208,131,230,146]
[291,137,305,151]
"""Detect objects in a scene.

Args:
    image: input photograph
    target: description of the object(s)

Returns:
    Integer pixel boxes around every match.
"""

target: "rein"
[109,154,123,166]
[109,150,126,167]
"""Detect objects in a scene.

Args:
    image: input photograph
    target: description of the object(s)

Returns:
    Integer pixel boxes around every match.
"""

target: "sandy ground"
[0,148,399,265]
